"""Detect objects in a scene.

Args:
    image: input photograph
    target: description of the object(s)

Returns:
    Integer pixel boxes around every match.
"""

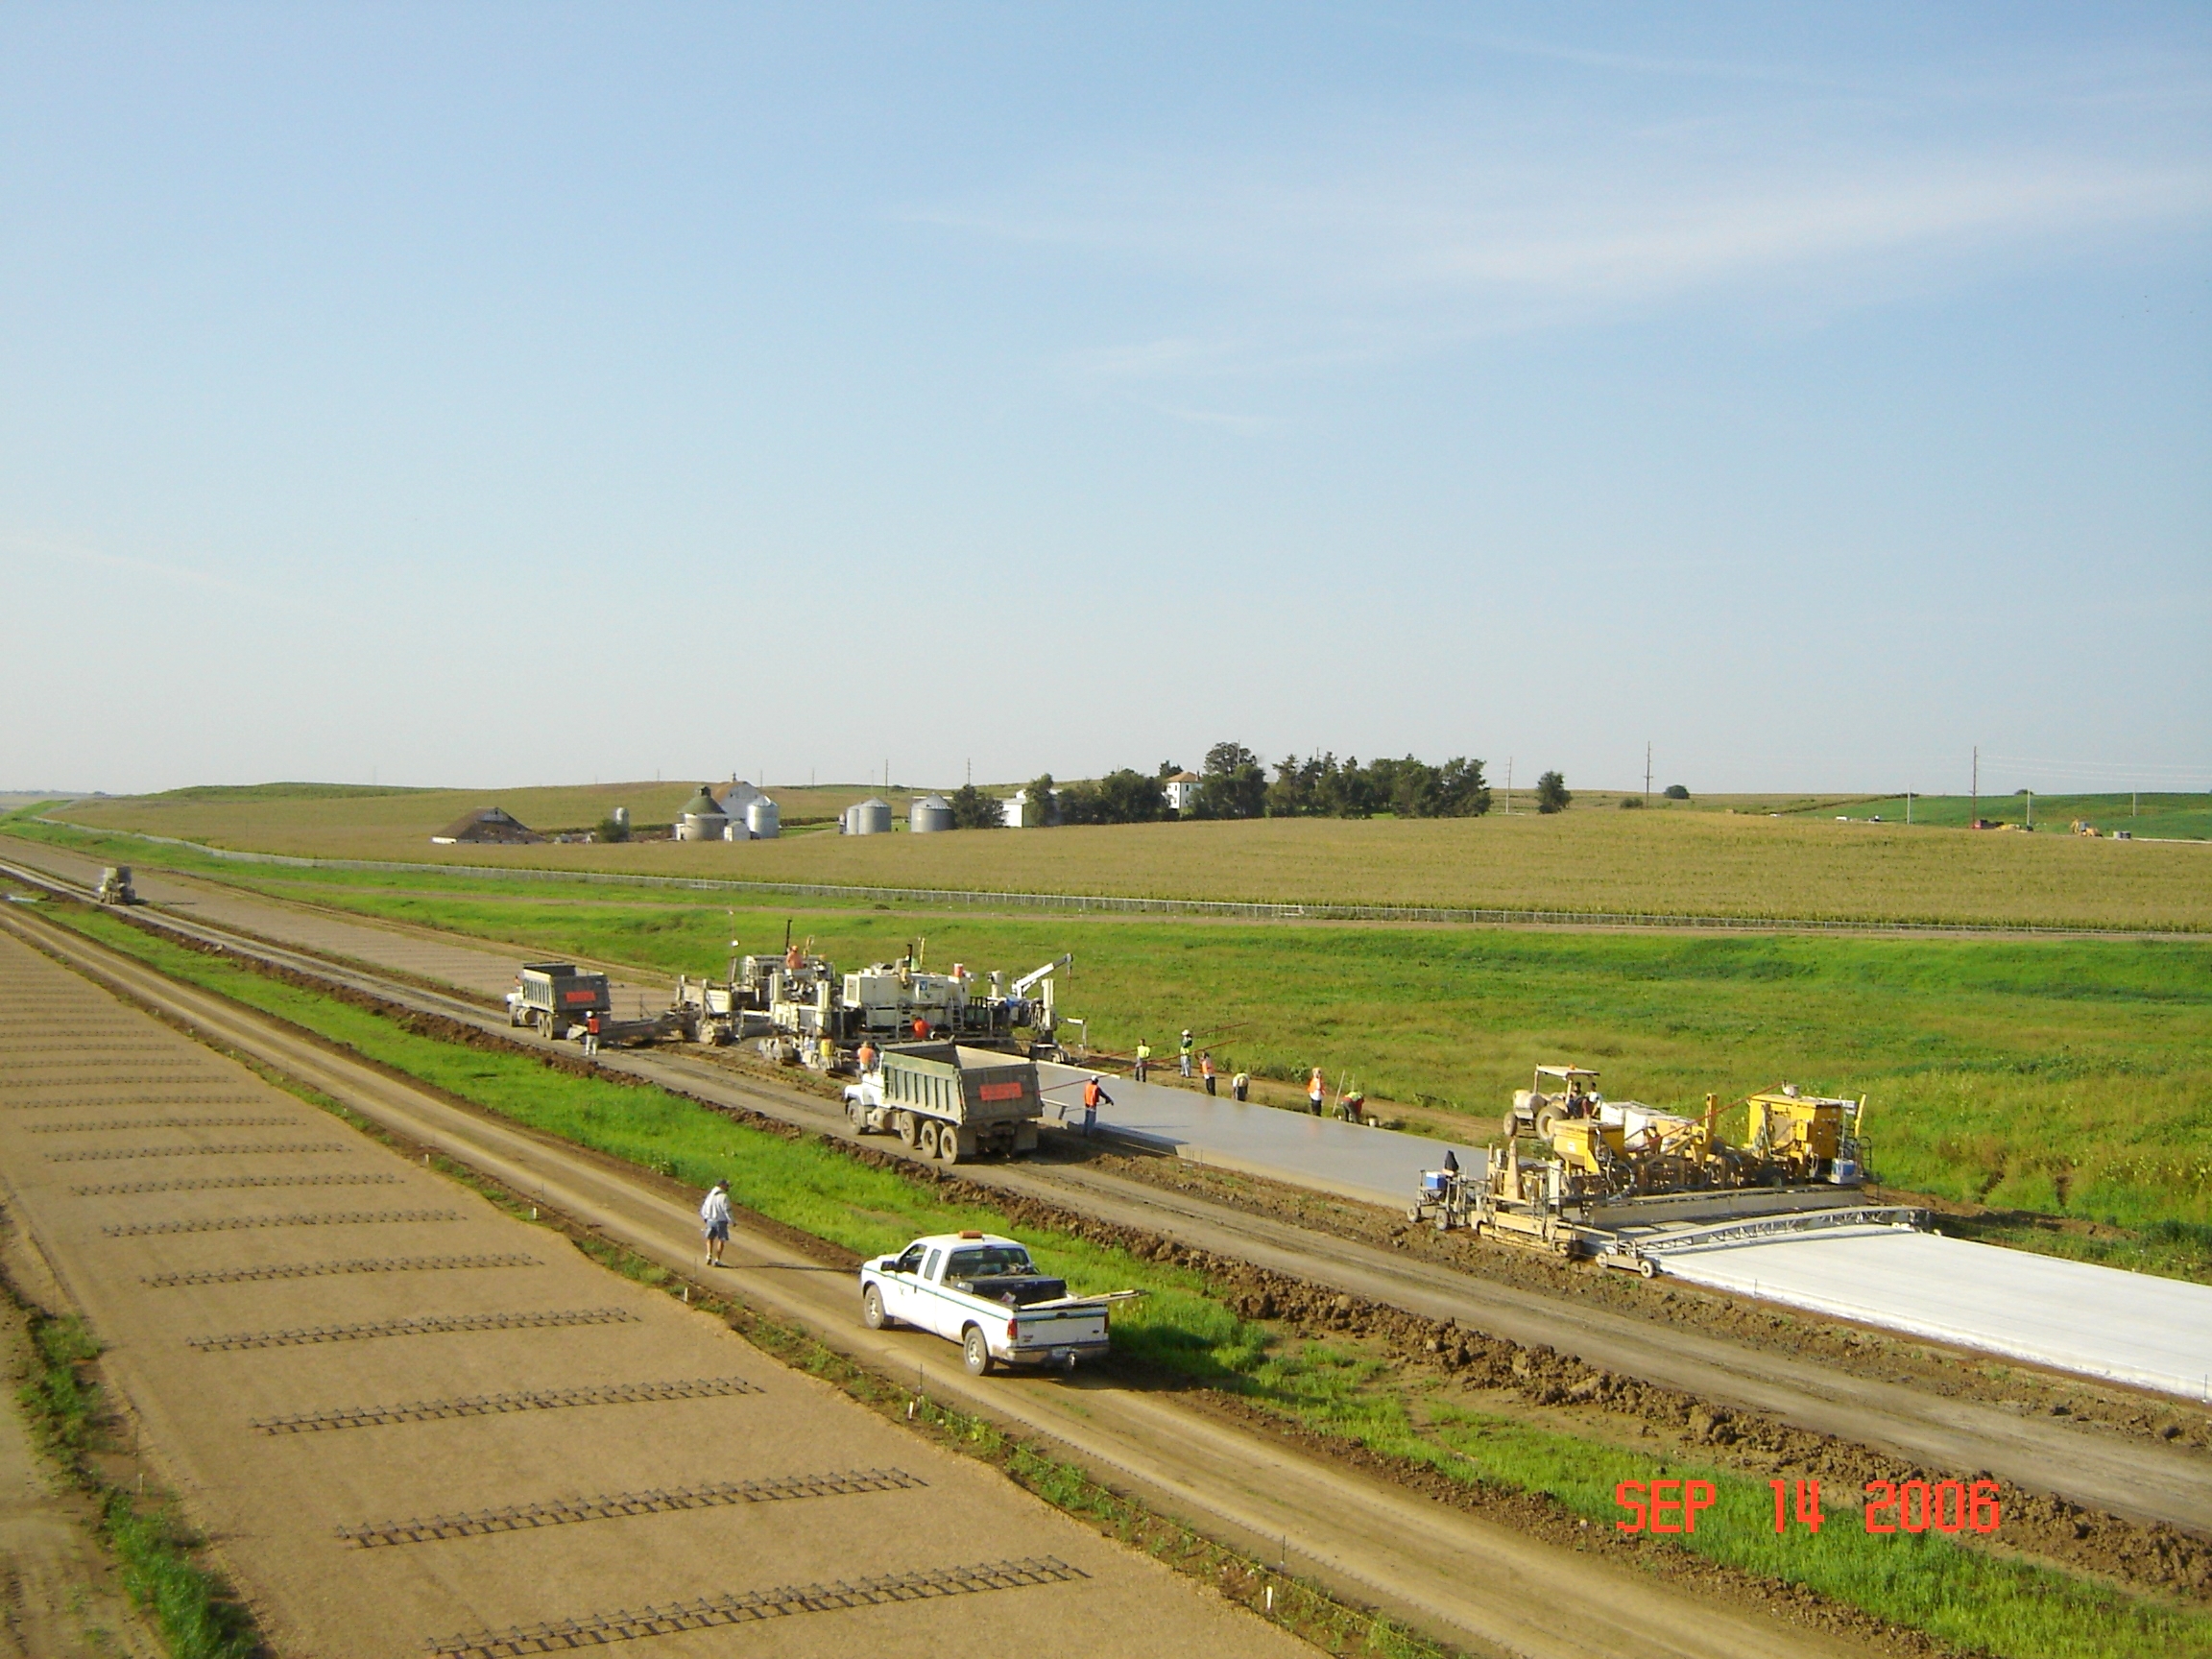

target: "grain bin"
[746,797,780,839]
[674,785,728,842]
[911,795,953,834]
[852,798,893,836]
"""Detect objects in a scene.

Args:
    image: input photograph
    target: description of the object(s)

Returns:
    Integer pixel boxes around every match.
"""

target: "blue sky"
[5,3,2206,796]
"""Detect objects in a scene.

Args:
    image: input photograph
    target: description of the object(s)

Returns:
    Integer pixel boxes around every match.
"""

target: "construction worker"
[1307,1068,1325,1115]
[582,1012,601,1058]
[1081,1073,1112,1137]
[699,1179,732,1267]
[817,1034,835,1070]
[785,941,804,972]
[1231,1069,1250,1102]
[856,1038,878,1073]
[1200,1051,1217,1096]
[1133,1039,1151,1082]
[1179,1030,1194,1078]
[911,1016,928,1040]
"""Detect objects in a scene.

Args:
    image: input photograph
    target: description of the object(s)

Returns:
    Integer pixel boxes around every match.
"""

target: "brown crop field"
[46,788,2212,930]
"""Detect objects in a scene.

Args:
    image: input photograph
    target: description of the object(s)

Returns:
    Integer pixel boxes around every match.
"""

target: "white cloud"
[905,48,2212,380]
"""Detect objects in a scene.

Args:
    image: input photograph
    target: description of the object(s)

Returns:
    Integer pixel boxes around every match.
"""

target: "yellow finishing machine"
[1412,1074,1919,1272]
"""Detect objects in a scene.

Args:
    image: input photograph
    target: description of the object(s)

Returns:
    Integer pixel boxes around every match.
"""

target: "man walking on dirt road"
[700,1179,732,1267]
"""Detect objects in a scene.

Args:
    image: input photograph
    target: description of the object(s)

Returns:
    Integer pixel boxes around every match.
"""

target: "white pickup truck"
[858,1231,1137,1376]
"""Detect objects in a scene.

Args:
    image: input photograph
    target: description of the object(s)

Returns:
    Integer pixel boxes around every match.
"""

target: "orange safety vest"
[1083,1078,1102,1109]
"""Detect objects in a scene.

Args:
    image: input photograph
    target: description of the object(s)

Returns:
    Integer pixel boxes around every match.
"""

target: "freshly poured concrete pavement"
[1661,1227,2212,1401]
[1036,1063,1476,1211]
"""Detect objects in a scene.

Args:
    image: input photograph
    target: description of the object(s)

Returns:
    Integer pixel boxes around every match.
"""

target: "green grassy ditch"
[23,897,2212,1659]
[5,1291,259,1659]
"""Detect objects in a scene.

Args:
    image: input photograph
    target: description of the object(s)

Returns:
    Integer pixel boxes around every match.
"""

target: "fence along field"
[47,787,2212,931]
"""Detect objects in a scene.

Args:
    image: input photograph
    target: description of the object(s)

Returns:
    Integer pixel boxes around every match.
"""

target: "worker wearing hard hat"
[1081,1074,1112,1137]
[1133,1039,1151,1082]
[1179,1030,1194,1078]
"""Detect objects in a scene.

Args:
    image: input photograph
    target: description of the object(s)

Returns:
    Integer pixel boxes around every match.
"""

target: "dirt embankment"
[77,904,2212,1606]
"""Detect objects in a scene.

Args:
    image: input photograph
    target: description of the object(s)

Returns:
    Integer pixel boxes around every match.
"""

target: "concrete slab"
[1036,1063,1477,1211]
[1660,1227,2212,1403]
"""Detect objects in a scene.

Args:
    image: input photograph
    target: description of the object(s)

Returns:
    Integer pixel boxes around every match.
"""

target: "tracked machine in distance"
[1416,1069,1927,1275]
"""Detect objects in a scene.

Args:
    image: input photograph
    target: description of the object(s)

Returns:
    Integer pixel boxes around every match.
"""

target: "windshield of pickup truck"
[946,1245,1034,1278]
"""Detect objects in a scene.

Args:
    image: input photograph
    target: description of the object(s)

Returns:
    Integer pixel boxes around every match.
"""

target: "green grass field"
[38,784,2212,930]
[78,859,2212,1275]
[1825,793,2212,842]
[34,899,2209,1659]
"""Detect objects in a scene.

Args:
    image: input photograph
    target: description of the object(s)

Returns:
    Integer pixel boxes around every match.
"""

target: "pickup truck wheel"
[916,1121,940,1159]
[962,1325,994,1377]
[861,1285,889,1330]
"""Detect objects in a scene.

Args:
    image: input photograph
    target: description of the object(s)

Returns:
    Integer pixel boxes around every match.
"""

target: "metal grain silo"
[746,797,780,839]
[852,798,893,835]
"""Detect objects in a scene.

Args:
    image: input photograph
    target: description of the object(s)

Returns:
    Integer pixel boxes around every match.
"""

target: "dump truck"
[506,962,612,1037]
[94,866,136,905]
[841,1043,1044,1163]
[858,1230,1139,1375]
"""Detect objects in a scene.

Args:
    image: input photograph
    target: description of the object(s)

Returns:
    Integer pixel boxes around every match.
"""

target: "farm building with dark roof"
[432,806,542,845]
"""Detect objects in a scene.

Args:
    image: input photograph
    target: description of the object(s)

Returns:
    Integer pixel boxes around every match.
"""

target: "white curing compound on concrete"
[1036,1063,1476,1210]
[1660,1227,2212,1403]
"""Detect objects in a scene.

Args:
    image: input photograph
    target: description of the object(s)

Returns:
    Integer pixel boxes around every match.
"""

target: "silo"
[852,797,893,835]
[911,795,954,834]
[675,785,727,842]
[613,806,630,831]
[746,797,780,839]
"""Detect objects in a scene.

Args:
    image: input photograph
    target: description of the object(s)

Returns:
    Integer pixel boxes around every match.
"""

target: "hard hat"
[1182,1029,1192,1037]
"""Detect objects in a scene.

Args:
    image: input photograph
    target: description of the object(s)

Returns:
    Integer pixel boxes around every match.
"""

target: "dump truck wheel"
[862,1285,889,1330]
[846,1100,868,1134]
[962,1325,994,1377]
[894,1112,916,1147]
[916,1121,940,1159]
[938,1131,961,1166]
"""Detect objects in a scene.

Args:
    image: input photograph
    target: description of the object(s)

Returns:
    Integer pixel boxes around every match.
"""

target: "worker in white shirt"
[700,1179,733,1266]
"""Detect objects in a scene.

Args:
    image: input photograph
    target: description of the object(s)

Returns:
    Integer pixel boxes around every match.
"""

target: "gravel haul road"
[0,905,1890,1659]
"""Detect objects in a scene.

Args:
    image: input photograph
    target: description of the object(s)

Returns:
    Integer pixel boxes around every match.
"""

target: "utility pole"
[2026,789,2033,830]
[1906,790,1913,826]
[1971,746,1978,827]
[1504,757,1514,815]
[1645,742,1652,803]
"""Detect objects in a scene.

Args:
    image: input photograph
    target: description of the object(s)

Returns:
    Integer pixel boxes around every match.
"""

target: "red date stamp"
[1613,1478,2003,1536]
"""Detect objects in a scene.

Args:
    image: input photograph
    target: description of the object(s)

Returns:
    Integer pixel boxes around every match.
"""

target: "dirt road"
[0,925,1307,1659]
[7,840,2205,1540]
[0,905,1891,1659]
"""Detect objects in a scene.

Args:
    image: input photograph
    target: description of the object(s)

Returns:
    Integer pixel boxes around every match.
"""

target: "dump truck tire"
[917,1121,940,1159]
[894,1112,916,1147]
[938,1131,961,1166]
[846,1100,868,1134]
[962,1325,993,1377]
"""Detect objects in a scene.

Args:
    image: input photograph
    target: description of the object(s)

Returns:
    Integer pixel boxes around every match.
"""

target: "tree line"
[944,744,1578,827]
